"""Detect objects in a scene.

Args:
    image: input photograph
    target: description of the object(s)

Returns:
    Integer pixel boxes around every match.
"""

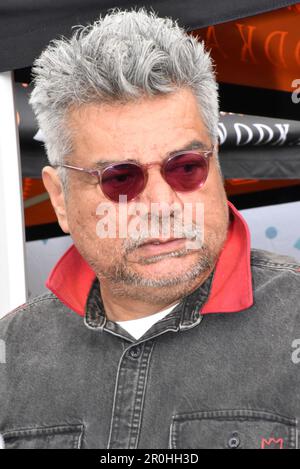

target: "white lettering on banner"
[291,79,300,104]
[253,123,274,145]
[217,122,292,146]
[217,122,227,145]
[234,123,253,146]
[273,124,289,145]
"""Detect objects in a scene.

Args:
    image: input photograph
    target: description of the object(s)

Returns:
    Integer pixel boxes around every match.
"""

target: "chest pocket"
[170,409,297,449]
[2,424,84,449]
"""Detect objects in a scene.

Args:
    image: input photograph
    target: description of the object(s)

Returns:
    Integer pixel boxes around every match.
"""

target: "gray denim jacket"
[0,245,300,449]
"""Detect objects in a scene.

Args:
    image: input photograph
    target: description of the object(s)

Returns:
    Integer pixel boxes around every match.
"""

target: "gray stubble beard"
[96,241,221,304]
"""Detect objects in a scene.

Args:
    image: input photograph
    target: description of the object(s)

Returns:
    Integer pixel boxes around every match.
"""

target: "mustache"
[122,212,203,254]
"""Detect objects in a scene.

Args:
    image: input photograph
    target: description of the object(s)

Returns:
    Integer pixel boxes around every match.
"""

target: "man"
[0,8,300,450]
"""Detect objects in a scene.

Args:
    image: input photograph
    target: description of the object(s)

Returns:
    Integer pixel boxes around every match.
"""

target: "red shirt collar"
[46,201,253,316]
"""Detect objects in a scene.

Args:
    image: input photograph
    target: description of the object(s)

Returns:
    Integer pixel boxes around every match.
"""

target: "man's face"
[49,87,229,303]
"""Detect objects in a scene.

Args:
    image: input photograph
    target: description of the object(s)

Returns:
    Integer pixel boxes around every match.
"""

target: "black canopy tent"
[0,0,298,73]
[2,0,299,122]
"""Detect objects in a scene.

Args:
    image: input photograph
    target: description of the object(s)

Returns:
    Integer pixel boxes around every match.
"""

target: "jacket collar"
[46,201,253,316]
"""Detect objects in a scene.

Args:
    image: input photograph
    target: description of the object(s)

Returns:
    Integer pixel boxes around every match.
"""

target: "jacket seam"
[0,294,63,323]
[251,261,300,272]
[107,347,130,448]
[129,341,155,449]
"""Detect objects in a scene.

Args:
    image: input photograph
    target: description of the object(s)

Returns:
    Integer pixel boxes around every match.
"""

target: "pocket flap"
[2,423,84,449]
[170,409,297,449]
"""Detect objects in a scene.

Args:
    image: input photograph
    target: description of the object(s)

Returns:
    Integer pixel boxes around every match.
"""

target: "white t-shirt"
[115,302,180,340]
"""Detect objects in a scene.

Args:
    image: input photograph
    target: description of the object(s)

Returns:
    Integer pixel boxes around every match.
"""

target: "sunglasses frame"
[53,146,215,202]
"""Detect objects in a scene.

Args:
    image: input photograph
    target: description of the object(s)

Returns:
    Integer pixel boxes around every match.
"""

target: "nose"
[132,165,185,239]
[140,164,181,205]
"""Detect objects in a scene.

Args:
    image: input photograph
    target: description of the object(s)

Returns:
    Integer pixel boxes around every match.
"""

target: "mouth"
[137,237,187,255]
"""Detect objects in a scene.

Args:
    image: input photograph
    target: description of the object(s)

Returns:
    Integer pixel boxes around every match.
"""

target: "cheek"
[67,203,95,238]
[66,188,102,235]
[181,184,228,242]
[179,182,227,227]
[65,197,94,249]
[66,199,124,264]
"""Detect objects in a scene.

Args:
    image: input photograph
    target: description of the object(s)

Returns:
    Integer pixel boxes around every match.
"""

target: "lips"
[141,237,182,245]
[137,237,186,255]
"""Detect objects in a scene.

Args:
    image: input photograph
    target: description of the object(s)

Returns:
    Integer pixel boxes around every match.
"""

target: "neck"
[98,268,213,322]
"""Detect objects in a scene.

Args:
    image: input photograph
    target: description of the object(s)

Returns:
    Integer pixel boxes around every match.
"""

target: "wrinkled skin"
[42,87,229,321]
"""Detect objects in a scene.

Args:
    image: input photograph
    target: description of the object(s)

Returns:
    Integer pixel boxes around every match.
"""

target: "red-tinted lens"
[163,152,209,191]
[101,163,145,202]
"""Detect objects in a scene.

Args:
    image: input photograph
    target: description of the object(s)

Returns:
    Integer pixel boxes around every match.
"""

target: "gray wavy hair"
[29,7,219,187]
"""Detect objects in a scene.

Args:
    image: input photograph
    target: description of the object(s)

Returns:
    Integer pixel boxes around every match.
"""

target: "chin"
[133,252,200,275]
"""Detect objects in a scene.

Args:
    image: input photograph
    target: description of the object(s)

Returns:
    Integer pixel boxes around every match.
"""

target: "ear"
[212,140,219,156]
[42,166,70,234]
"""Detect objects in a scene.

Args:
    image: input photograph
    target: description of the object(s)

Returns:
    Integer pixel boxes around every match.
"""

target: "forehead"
[66,87,211,163]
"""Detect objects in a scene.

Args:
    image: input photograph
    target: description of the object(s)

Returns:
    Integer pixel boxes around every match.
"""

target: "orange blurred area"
[224,179,300,195]
[23,178,56,226]
[23,177,300,227]
[192,3,300,92]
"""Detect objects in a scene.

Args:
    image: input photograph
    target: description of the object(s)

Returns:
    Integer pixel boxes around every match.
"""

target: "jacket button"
[228,433,240,449]
[129,346,141,359]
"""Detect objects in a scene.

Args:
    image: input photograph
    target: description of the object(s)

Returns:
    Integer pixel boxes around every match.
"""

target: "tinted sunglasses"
[54,147,214,202]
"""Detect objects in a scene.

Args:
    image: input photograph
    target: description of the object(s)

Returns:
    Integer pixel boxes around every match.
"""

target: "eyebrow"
[92,139,207,169]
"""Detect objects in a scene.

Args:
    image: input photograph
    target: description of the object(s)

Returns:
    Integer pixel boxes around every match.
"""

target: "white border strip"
[0,71,27,318]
